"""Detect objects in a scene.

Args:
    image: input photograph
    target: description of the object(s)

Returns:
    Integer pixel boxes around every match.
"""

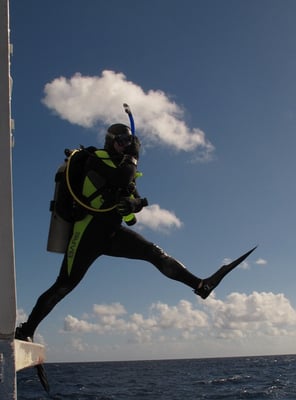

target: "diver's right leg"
[16,269,76,339]
[16,215,100,340]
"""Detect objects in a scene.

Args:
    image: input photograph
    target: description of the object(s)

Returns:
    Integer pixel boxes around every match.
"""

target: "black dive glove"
[124,136,141,160]
[117,197,148,216]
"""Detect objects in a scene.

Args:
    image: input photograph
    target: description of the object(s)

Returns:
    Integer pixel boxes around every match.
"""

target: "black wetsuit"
[22,148,201,338]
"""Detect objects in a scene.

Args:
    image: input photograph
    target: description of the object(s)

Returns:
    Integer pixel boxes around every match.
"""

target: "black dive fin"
[195,246,257,299]
[35,363,50,393]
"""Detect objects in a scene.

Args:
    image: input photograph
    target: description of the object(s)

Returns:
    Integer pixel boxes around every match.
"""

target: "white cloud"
[203,291,296,338]
[150,300,208,331]
[64,299,208,343]
[64,315,97,334]
[16,308,28,325]
[70,337,91,352]
[137,204,183,232]
[63,292,296,348]
[93,302,127,317]
[256,258,267,265]
[42,70,214,158]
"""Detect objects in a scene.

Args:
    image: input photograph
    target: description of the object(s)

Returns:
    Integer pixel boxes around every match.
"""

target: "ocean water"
[17,354,296,400]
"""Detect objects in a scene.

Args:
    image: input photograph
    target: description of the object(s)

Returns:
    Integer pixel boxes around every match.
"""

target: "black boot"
[15,323,33,342]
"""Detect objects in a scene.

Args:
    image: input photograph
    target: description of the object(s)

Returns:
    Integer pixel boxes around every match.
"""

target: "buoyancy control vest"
[47,147,141,253]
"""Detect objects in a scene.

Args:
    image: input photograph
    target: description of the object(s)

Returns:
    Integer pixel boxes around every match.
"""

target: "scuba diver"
[16,122,256,342]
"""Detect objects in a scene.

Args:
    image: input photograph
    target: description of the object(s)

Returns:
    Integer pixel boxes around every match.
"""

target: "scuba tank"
[47,163,73,253]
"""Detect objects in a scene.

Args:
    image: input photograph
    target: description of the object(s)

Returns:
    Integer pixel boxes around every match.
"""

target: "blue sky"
[10,0,296,362]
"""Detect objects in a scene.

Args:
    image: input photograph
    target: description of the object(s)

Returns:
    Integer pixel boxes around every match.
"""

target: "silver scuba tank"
[47,164,73,253]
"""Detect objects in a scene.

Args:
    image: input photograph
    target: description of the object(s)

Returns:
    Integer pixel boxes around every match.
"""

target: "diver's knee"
[151,244,169,259]
[151,244,183,279]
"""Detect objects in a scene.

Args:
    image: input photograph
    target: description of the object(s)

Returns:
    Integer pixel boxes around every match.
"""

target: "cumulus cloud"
[256,258,267,265]
[17,308,28,325]
[64,300,208,343]
[203,291,296,338]
[63,292,296,347]
[150,300,208,331]
[93,302,127,317]
[71,337,88,352]
[42,70,214,158]
[137,204,183,232]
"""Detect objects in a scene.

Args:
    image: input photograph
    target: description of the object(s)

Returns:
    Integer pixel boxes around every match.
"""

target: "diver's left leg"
[105,226,202,290]
[106,227,257,299]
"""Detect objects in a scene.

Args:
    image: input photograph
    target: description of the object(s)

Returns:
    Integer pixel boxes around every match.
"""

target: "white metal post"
[0,0,17,398]
[0,2,46,398]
